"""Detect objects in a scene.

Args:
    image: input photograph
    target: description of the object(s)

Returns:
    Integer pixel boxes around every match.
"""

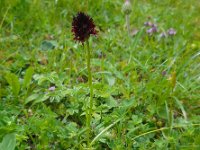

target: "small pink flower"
[146,26,158,35]
[144,21,153,27]
[48,86,56,91]
[167,28,176,36]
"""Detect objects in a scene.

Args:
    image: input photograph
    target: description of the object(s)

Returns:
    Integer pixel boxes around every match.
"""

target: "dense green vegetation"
[0,0,200,149]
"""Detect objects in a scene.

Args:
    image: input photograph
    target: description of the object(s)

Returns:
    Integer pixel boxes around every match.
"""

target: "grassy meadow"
[0,0,200,149]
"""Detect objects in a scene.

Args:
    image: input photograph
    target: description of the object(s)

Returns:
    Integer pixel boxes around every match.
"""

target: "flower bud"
[122,0,132,15]
[168,71,176,90]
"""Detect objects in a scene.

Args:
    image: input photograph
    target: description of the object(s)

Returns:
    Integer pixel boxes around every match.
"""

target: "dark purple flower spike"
[72,12,97,43]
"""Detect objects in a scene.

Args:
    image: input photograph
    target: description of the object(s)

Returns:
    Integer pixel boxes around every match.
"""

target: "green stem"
[0,6,10,31]
[126,15,130,36]
[90,118,121,146]
[86,40,93,148]
[169,90,175,134]
[132,124,200,141]
[169,100,173,133]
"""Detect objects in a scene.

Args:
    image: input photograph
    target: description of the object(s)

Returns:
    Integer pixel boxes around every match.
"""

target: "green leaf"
[0,133,16,150]
[173,96,188,121]
[105,96,118,108]
[23,67,34,89]
[25,93,50,105]
[25,93,40,104]
[5,73,20,97]
[40,40,57,51]
[33,94,49,104]
[157,102,168,120]
[131,115,143,125]
[106,76,115,86]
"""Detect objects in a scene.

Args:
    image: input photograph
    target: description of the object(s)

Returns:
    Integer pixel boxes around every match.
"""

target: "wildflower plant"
[72,12,97,148]
[1,1,200,149]
[122,0,132,35]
